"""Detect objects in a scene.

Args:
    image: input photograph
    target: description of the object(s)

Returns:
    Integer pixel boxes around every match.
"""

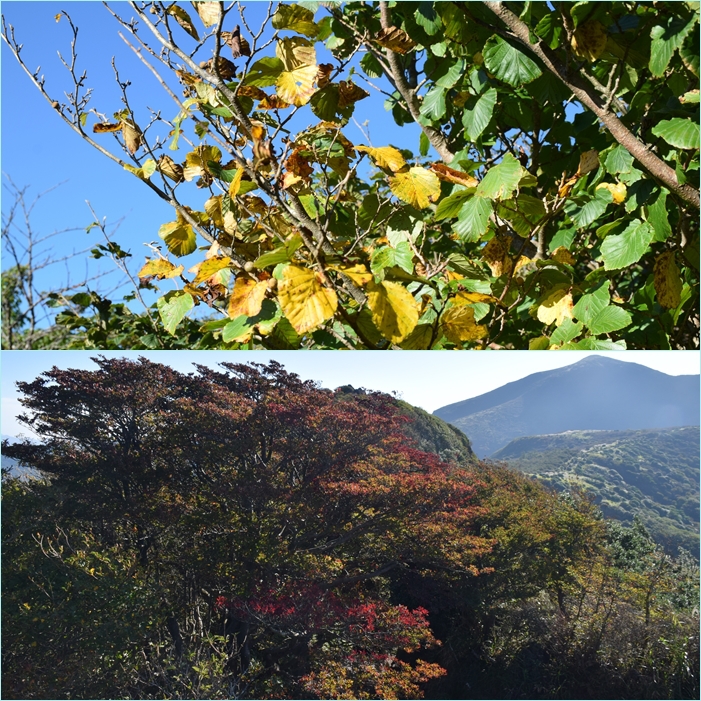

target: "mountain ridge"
[433,356,699,457]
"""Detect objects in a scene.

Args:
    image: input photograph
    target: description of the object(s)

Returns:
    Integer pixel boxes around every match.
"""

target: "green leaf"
[497,194,546,238]
[454,196,492,242]
[419,131,430,157]
[571,188,612,229]
[360,52,383,78]
[242,57,284,87]
[272,4,319,37]
[371,242,414,276]
[600,219,654,270]
[573,282,610,325]
[435,189,473,220]
[645,189,672,242]
[534,13,563,49]
[651,118,700,150]
[587,305,632,335]
[157,291,195,335]
[419,86,447,121]
[476,153,523,200]
[462,88,497,141]
[528,336,550,350]
[222,315,253,343]
[483,35,542,87]
[310,85,352,122]
[435,58,466,88]
[649,15,697,78]
[254,247,292,269]
[605,145,634,175]
[550,318,583,345]
[569,338,626,350]
[414,2,442,35]
[680,28,699,77]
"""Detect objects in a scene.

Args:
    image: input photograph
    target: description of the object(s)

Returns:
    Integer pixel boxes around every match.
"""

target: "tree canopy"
[2,1,698,349]
[2,358,699,699]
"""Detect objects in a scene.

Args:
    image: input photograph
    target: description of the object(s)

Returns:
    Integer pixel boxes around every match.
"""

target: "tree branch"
[377,2,453,164]
[481,1,700,210]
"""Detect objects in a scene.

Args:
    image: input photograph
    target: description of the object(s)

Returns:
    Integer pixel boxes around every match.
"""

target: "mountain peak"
[434,360,699,457]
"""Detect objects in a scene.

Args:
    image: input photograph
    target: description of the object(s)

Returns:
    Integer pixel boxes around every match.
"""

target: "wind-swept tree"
[2,1,698,348]
[2,358,489,698]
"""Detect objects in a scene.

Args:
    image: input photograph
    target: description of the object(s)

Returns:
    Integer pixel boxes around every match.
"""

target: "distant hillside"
[334,385,477,465]
[395,400,477,465]
[434,356,699,457]
[492,426,700,554]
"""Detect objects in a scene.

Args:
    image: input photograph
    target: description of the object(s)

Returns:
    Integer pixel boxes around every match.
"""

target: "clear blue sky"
[2,350,699,437]
[1,1,424,310]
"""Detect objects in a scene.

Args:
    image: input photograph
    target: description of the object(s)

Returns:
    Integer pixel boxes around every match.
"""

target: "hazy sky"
[2,350,699,437]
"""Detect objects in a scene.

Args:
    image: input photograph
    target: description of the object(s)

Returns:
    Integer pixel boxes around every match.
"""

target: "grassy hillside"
[492,427,700,554]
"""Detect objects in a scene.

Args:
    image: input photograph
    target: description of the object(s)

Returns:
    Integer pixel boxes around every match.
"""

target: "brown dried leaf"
[93,122,122,133]
[430,163,479,187]
[338,80,370,107]
[316,63,334,88]
[376,26,416,54]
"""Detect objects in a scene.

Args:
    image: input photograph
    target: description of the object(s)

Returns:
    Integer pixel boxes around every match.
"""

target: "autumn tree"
[2,358,490,699]
[2,1,698,349]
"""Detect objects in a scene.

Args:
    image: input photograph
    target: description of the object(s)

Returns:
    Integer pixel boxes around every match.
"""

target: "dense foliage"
[2,359,698,699]
[492,426,700,554]
[2,1,699,349]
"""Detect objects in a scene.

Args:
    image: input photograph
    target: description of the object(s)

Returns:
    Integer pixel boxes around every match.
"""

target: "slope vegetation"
[492,426,700,554]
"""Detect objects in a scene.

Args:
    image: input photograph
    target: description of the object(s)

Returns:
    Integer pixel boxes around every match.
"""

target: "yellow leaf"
[183,145,222,181]
[571,20,607,62]
[192,257,232,285]
[440,305,488,343]
[653,251,683,309]
[375,26,416,54]
[537,287,574,326]
[138,259,184,280]
[389,167,441,209]
[429,163,479,187]
[228,276,269,318]
[167,5,199,40]
[453,290,501,306]
[596,181,627,203]
[278,265,338,333]
[551,246,577,265]
[123,159,156,180]
[193,1,221,27]
[366,280,419,343]
[576,150,599,176]
[228,168,245,197]
[158,220,197,257]
[330,263,373,286]
[276,65,318,106]
[355,145,407,173]
[399,323,434,349]
[204,195,224,229]
[482,236,512,277]
[276,37,316,71]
